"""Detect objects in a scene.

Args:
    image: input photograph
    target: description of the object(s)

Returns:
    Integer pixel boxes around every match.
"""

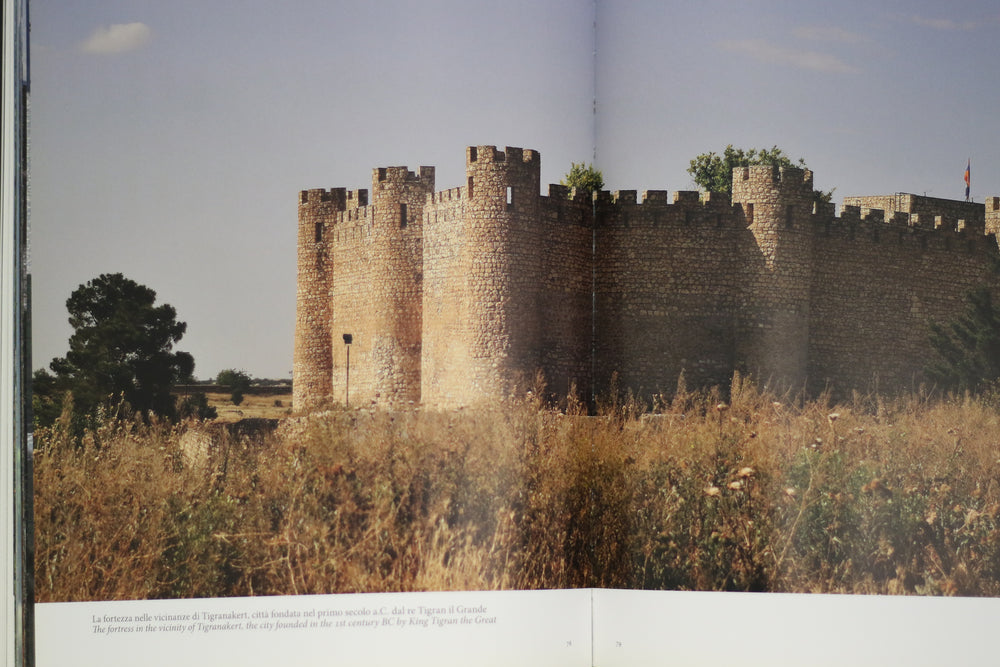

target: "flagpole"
[965,158,971,202]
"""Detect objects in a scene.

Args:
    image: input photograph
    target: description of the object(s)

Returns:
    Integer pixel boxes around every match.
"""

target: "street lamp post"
[342,333,353,407]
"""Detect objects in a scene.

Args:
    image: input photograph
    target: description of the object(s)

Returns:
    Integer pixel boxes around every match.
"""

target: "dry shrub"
[33,378,1000,600]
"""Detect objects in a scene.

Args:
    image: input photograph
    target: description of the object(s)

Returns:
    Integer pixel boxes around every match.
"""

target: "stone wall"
[808,209,998,393]
[295,147,1000,410]
[732,166,815,390]
[844,194,985,235]
[421,147,543,407]
[537,188,593,401]
[985,197,1000,236]
[593,190,747,397]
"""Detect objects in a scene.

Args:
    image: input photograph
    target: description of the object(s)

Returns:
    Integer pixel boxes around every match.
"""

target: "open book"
[20,1,1000,665]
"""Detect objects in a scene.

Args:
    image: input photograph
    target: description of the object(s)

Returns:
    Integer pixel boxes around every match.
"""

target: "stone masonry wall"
[327,195,374,406]
[593,190,748,398]
[843,194,985,235]
[984,197,1000,236]
[420,185,469,406]
[293,188,344,410]
[296,147,1000,410]
[364,166,434,406]
[420,147,542,407]
[731,166,815,391]
[808,208,999,393]
[537,187,593,401]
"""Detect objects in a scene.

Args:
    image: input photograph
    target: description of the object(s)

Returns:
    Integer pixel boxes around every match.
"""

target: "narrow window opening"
[785,205,794,229]
[746,203,754,225]
[400,203,408,228]
[315,222,323,243]
[506,186,513,209]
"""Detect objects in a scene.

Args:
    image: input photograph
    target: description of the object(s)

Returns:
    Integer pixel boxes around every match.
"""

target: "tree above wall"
[688,145,834,204]
[561,162,604,197]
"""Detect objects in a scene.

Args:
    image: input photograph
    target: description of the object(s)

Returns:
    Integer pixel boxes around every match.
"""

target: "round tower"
[731,164,814,390]
[362,165,435,405]
[459,145,542,402]
[293,188,344,410]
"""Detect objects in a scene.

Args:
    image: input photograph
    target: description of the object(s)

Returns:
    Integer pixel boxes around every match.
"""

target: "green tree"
[30,368,64,431]
[217,368,252,406]
[41,273,195,427]
[177,392,218,420]
[926,287,1000,393]
[561,162,604,196]
[687,145,834,204]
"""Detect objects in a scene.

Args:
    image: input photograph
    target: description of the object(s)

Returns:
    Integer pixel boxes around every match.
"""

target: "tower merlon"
[347,189,369,208]
[466,145,539,166]
[612,190,637,205]
[642,190,670,204]
[889,211,909,226]
[734,164,814,192]
[548,184,570,198]
[374,165,436,185]
[813,200,836,217]
[839,204,861,223]
[702,191,734,210]
[300,187,347,207]
[861,208,885,224]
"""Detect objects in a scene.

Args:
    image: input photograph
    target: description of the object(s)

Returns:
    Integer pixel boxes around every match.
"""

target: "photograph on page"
[27,2,1000,652]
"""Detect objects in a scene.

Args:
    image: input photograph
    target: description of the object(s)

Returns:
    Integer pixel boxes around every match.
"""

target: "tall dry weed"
[33,378,1000,600]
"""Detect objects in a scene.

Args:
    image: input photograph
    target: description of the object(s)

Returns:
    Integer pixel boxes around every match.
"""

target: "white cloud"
[722,39,857,74]
[910,16,980,31]
[792,26,868,44]
[81,22,152,54]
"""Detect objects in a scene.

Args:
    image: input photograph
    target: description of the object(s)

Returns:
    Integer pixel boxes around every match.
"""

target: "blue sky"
[28,0,1000,380]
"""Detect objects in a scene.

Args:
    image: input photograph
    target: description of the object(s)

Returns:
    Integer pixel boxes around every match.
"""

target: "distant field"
[202,391,293,421]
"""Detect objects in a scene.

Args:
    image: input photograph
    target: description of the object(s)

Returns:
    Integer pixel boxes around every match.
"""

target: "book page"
[36,589,592,667]
[29,0,1000,665]
[1,1,30,664]
[593,589,999,666]
[29,1,597,664]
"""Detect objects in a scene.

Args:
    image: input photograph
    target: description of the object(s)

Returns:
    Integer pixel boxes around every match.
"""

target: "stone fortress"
[294,145,1000,410]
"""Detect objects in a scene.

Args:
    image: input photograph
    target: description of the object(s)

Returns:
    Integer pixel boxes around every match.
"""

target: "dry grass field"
[33,376,1000,601]
[202,391,292,422]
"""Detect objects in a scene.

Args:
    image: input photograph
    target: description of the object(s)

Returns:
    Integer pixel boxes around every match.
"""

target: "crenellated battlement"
[642,190,671,204]
[548,183,595,203]
[467,145,539,166]
[374,165,435,187]
[296,145,1000,410]
[298,187,369,209]
[299,187,345,207]
[428,185,468,204]
[734,164,814,192]
[331,204,371,228]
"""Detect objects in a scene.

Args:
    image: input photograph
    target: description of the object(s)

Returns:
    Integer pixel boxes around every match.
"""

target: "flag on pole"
[965,159,971,200]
